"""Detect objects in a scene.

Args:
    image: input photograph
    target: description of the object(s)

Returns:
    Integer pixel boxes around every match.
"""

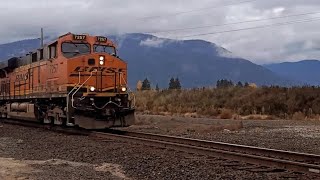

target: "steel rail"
[107,130,320,164]
[91,131,320,174]
[1,119,90,136]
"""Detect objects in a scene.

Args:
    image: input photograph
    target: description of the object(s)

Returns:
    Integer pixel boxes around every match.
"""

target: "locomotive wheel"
[43,115,52,124]
[53,116,63,125]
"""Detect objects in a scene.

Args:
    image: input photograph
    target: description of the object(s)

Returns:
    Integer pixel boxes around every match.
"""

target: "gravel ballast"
[0,121,317,179]
[125,115,320,155]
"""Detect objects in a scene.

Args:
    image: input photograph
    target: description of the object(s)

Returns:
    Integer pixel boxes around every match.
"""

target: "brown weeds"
[219,109,233,119]
[292,112,305,120]
[135,87,320,120]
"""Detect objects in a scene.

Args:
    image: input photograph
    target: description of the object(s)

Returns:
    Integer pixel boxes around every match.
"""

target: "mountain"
[0,36,51,60]
[108,33,298,87]
[264,60,320,86]
[0,39,40,60]
[0,33,298,88]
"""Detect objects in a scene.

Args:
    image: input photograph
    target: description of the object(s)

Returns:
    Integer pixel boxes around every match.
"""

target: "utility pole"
[40,28,44,48]
[38,28,44,91]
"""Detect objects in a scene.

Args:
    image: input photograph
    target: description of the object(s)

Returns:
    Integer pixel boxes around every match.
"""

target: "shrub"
[219,109,233,119]
[292,111,305,120]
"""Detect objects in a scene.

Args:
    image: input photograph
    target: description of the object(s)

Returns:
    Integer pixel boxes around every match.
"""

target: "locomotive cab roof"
[0,32,116,71]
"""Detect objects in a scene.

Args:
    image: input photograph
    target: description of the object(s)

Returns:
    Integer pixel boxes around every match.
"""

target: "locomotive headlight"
[90,86,95,92]
[121,87,127,92]
[99,56,105,65]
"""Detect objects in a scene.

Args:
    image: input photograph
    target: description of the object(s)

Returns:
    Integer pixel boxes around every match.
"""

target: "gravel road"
[0,121,317,180]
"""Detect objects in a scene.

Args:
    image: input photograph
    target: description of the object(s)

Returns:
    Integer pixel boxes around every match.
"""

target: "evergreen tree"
[244,82,249,87]
[228,80,234,87]
[175,77,181,90]
[155,84,160,91]
[216,80,221,88]
[236,81,243,87]
[169,77,175,89]
[222,79,227,88]
[217,79,234,88]
[142,78,151,90]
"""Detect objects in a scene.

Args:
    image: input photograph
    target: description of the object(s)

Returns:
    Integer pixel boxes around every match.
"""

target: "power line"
[25,0,262,39]
[104,0,260,27]
[143,11,320,34]
[135,0,260,21]
[177,17,320,38]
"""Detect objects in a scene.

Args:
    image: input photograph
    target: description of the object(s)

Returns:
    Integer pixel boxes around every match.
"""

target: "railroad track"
[91,129,320,175]
[2,119,320,175]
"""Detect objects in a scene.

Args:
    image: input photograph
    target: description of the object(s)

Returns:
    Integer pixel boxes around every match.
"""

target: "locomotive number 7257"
[49,64,58,74]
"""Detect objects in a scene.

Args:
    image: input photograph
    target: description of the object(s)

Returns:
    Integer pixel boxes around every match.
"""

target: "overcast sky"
[1,0,320,64]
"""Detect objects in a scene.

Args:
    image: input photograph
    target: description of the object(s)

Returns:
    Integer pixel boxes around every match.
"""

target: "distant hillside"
[0,33,299,88]
[0,39,40,60]
[108,33,298,87]
[264,60,320,86]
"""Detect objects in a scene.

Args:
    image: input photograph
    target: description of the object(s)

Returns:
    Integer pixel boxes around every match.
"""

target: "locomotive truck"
[0,32,135,129]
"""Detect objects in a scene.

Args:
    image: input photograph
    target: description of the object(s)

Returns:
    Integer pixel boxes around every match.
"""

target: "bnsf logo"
[72,66,121,73]
[16,73,29,81]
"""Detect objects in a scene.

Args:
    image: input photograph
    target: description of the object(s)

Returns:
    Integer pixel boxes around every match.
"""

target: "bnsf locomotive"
[0,32,135,129]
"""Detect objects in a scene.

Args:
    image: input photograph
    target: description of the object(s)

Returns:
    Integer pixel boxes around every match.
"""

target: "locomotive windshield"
[62,42,90,58]
[93,45,116,55]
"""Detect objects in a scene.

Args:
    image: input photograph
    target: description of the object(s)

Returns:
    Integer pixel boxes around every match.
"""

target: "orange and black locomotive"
[0,32,135,129]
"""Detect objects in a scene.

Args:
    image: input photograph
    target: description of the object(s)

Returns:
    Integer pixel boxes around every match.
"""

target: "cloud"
[273,7,285,15]
[0,0,320,63]
[140,37,166,48]
[215,46,239,59]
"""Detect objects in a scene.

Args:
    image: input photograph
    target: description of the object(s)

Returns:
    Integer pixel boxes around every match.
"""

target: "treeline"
[135,84,320,120]
[136,78,255,91]
[136,77,182,91]
[216,79,251,88]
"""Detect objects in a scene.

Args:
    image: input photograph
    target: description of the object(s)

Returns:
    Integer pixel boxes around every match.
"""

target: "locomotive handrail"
[67,72,82,97]
[120,72,135,108]
[66,71,81,125]
[71,70,96,108]
[92,100,122,110]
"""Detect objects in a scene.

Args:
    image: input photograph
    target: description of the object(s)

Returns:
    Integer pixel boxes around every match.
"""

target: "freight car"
[0,32,135,129]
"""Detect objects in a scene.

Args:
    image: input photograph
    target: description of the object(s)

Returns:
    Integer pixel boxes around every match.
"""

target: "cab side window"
[32,52,37,62]
[49,42,58,59]
[39,49,44,60]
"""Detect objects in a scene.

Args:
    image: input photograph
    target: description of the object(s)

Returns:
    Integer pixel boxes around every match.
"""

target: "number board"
[73,35,86,40]
[97,36,107,42]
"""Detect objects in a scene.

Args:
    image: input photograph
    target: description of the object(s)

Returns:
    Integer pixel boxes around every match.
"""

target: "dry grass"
[183,112,199,118]
[135,87,320,120]
[292,112,305,121]
[219,109,233,119]
[241,114,276,120]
